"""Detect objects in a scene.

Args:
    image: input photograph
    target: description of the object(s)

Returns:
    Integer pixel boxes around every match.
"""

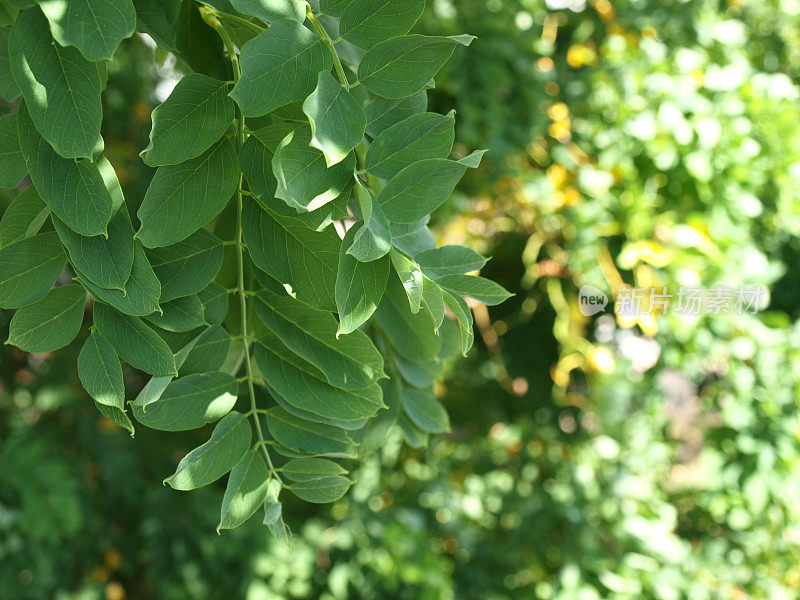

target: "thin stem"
[212,7,267,33]
[306,6,349,88]
[204,5,288,539]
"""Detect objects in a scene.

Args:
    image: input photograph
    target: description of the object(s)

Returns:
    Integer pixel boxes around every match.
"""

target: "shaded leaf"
[131,371,237,431]
[302,71,365,167]
[17,102,113,237]
[254,286,385,389]
[0,112,26,188]
[218,448,270,531]
[265,406,355,457]
[78,330,125,410]
[377,158,466,223]
[0,232,65,309]
[0,186,48,248]
[338,0,424,50]
[230,19,331,117]
[9,8,103,158]
[148,229,224,302]
[141,73,235,166]
[37,0,136,61]
[137,138,239,248]
[94,303,176,375]
[165,411,251,490]
[336,224,390,335]
[7,284,85,352]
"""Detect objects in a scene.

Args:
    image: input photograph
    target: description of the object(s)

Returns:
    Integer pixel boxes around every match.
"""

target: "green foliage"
[0,0,508,541]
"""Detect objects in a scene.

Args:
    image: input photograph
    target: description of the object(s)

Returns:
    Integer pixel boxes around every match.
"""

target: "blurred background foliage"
[3,0,800,598]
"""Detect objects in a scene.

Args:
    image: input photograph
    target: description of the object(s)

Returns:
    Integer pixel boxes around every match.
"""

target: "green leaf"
[132,0,181,51]
[458,148,487,168]
[94,303,177,375]
[319,0,353,17]
[288,475,351,503]
[146,294,206,332]
[265,406,355,457]
[358,35,472,99]
[230,19,331,117]
[78,331,125,410]
[53,158,134,291]
[338,0,424,50]
[17,102,113,237]
[132,371,237,431]
[0,232,65,309]
[378,158,466,223]
[415,245,488,278]
[37,0,136,61]
[395,353,443,389]
[230,0,305,22]
[280,457,347,481]
[94,400,135,436]
[259,186,350,232]
[7,284,85,352]
[148,229,223,302]
[398,412,427,448]
[0,26,21,101]
[421,276,444,332]
[436,274,513,306]
[165,411,251,490]
[364,89,427,138]
[348,179,391,262]
[130,334,199,409]
[243,198,340,311]
[302,71,365,167]
[254,332,385,422]
[217,448,270,531]
[262,479,286,540]
[197,283,229,325]
[137,138,239,248]
[9,8,103,158]
[78,243,161,317]
[389,249,423,313]
[240,135,277,200]
[141,74,235,166]
[0,186,48,248]
[273,125,355,212]
[365,111,455,179]
[180,324,231,375]
[0,113,26,188]
[401,386,449,433]
[374,274,441,361]
[390,217,436,256]
[441,288,473,356]
[336,224,390,336]
[253,287,385,389]
[174,0,228,77]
